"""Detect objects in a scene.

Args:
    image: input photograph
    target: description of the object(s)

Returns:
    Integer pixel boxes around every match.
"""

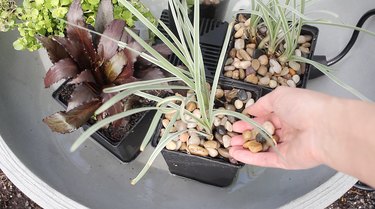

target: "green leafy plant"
[68,0,276,185]
[0,0,17,32]
[1,0,157,51]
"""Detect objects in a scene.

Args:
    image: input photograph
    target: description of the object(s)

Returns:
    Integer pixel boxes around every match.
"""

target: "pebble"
[257,66,268,76]
[246,48,254,57]
[280,67,290,76]
[299,46,310,54]
[216,125,227,135]
[239,49,252,61]
[180,132,189,142]
[225,121,233,132]
[215,132,223,144]
[200,139,205,146]
[245,98,255,108]
[206,147,219,157]
[239,69,246,80]
[225,58,234,65]
[253,49,264,59]
[236,51,243,60]
[226,89,239,101]
[292,74,301,84]
[269,80,278,88]
[287,80,296,87]
[248,140,263,153]
[175,120,187,131]
[295,49,302,57]
[215,89,224,99]
[188,145,209,157]
[234,23,244,31]
[162,119,170,128]
[258,55,269,65]
[245,74,259,84]
[218,148,230,158]
[235,27,245,38]
[242,130,253,140]
[289,61,301,72]
[259,77,270,85]
[298,35,306,44]
[270,59,282,74]
[237,89,248,101]
[192,109,201,119]
[238,14,247,23]
[251,59,260,70]
[166,141,177,151]
[224,66,235,71]
[243,140,251,149]
[234,99,244,109]
[225,104,236,111]
[262,121,275,135]
[304,35,313,42]
[179,142,187,151]
[224,71,233,78]
[235,39,245,50]
[228,116,236,123]
[244,18,251,27]
[230,48,236,58]
[289,68,296,76]
[255,133,266,144]
[223,135,231,148]
[247,43,256,49]
[258,26,267,34]
[213,117,221,127]
[262,143,270,152]
[186,102,197,112]
[245,67,256,75]
[203,140,220,149]
[187,122,197,129]
[302,42,311,48]
[233,61,241,68]
[239,61,252,69]
[188,135,201,145]
[220,117,228,126]
[232,70,240,79]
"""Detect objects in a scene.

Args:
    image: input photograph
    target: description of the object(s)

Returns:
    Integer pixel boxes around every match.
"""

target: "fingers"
[246,86,287,117]
[233,117,267,133]
[229,146,284,168]
[231,135,245,146]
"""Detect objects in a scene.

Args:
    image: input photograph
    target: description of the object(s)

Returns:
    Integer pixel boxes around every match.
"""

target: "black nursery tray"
[218,13,319,96]
[52,82,155,163]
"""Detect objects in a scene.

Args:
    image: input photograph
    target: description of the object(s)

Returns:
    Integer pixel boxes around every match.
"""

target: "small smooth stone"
[284,74,292,80]
[213,117,221,127]
[234,23,244,31]
[234,100,244,109]
[227,132,238,137]
[215,89,224,99]
[235,27,244,38]
[245,74,259,84]
[269,80,278,88]
[278,77,288,86]
[273,135,280,143]
[216,125,227,135]
[248,140,263,153]
[289,68,296,76]
[225,58,234,65]
[246,48,254,57]
[251,59,260,70]
[295,49,302,57]
[179,142,187,151]
[244,18,251,26]
[222,135,231,148]
[262,121,275,135]
[247,43,256,49]
[302,42,311,48]
[259,77,270,85]
[292,74,301,84]
[239,61,252,69]
[287,79,296,87]
[299,46,310,54]
[245,98,255,108]
[188,145,209,157]
[218,148,230,158]
[304,35,313,42]
[225,121,233,132]
[239,49,252,61]
[225,89,238,101]
[200,139,205,146]
[239,69,246,80]
[230,48,237,58]
[262,143,270,152]
[257,66,268,76]
[270,59,282,74]
[188,135,200,145]
[215,132,223,144]
[280,67,290,76]
[237,89,248,101]
[245,67,256,76]
[220,117,228,126]
[166,141,177,151]
[204,140,220,149]
[175,120,187,131]
[253,49,264,59]
[162,119,170,128]
[238,14,247,22]
[289,61,301,72]
[160,128,165,136]
[184,114,192,122]
[242,130,253,140]
[176,141,182,150]
[227,116,236,123]
[206,147,219,158]
[187,122,197,129]
[186,102,197,112]
[224,71,233,78]
[258,26,267,34]
[255,134,266,144]
[243,140,251,149]
[258,55,269,65]
[224,66,235,71]
[180,132,189,143]
[217,107,225,119]
[233,61,241,68]
[164,112,174,120]
[236,50,243,60]
[232,70,240,80]
[297,35,306,44]
[193,109,201,119]
[235,39,245,50]
[225,104,236,111]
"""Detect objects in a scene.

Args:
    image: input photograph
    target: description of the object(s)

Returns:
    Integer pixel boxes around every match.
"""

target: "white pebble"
[245,98,255,108]
[262,121,275,135]
[166,141,177,150]
[225,121,233,132]
[295,49,302,57]
[234,100,244,109]
[269,80,278,88]
[239,61,252,69]
[213,117,221,127]
[235,39,245,50]
[292,74,301,84]
[269,59,281,74]
[175,120,187,131]
[259,77,270,85]
[289,61,301,72]
[287,80,296,87]
[206,147,219,158]
[223,135,231,148]
[193,109,201,119]
[298,35,306,44]
[187,122,197,129]
[188,135,200,145]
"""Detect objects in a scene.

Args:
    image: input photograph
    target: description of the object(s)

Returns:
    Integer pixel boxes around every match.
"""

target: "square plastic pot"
[52,82,155,162]
[152,80,262,187]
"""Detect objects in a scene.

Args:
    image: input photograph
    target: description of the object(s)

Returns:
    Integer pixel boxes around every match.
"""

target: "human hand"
[229,86,336,170]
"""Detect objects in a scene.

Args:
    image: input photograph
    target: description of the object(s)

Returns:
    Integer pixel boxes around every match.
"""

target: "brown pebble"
[203,140,220,149]
[242,130,253,140]
[230,48,237,58]
[180,132,189,143]
[215,88,224,99]
[251,59,261,70]
[235,27,245,38]
[239,49,252,61]
[258,55,269,65]
[238,14,247,23]
[224,66,235,71]
[243,140,251,149]
[180,142,187,151]
[245,74,259,84]
[186,102,197,112]
[239,69,246,79]
[246,48,254,57]
[257,66,268,76]
[218,148,230,158]
[232,70,240,80]
[248,140,263,153]
[162,119,170,128]
[247,43,256,49]
[188,145,209,157]
[206,147,219,157]
[289,68,296,76]
[224,71,233,78]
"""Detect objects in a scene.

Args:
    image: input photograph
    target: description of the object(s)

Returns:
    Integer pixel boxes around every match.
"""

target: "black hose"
[327,9,375,66]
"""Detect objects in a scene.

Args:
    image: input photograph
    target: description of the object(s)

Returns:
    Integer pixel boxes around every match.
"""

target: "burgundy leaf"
[126,41,143,62]
[68,70,96,85]
[135,67,166,81]
[44,58,79,88]
[113,76,138,85]
[95,0,114,34]
[66,0,97,65]
[67,84,98,111]
[43,100,101,134]
[36,36,70,63]
[54,37,91,70]
[98,20,126,61]
[104,50,128,82]
[101,92,124,127]
[113,49,136,84]
[152,43,172,57]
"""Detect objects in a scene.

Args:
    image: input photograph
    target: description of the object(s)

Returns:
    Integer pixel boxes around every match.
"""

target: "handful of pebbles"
[224,14,312,89]
[242,121,279,153]
[162,86,256,161]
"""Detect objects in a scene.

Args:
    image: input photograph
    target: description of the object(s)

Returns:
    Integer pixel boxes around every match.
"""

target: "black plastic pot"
[52,82,155,162]
[152,80,262,187]
[220,13,319,96]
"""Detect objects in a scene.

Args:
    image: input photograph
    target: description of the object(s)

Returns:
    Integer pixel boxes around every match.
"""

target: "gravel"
[0,169,373,208]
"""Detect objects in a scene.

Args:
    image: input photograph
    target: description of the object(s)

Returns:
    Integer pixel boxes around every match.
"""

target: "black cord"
[327,9,375,66]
